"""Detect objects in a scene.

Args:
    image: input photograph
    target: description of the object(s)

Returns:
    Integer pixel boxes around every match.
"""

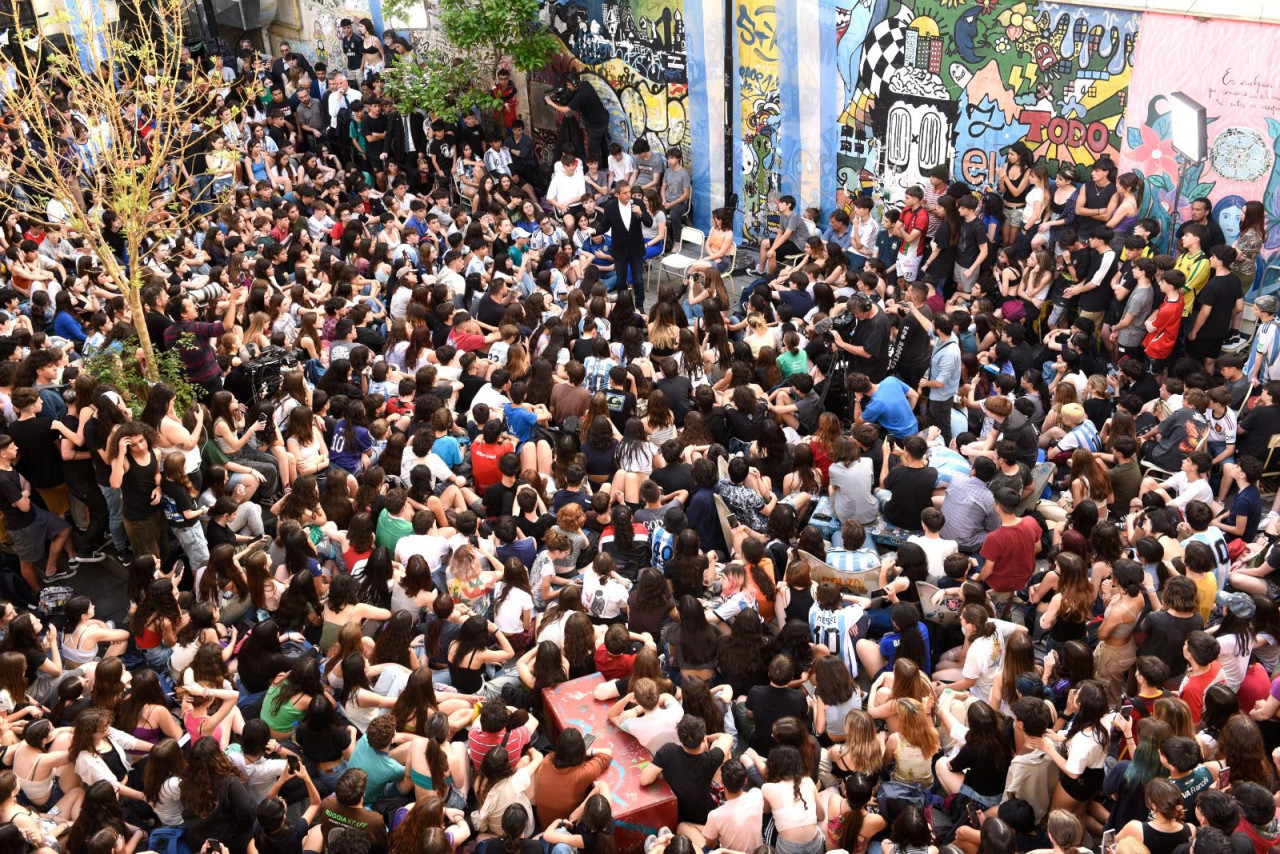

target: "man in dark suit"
[601,181,652,310]
[271,42,313,91]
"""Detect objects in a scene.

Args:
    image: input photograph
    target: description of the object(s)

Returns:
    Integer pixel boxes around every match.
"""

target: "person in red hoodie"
[1232,782,1280,854]
[1179,630,1223,723]
[1143,268,1186,375]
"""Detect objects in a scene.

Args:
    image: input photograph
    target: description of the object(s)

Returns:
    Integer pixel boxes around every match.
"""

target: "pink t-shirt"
[704,789,764,853]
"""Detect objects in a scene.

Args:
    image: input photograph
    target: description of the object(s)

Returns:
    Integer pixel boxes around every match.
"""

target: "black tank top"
[1003,164,1029,204]
[785,585,815,624]
[121,450,159,521]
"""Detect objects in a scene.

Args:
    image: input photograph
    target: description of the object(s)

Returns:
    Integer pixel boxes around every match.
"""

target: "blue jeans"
[98,484,128,554]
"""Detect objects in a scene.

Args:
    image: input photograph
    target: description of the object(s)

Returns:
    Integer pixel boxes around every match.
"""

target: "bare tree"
[0,0,253,378]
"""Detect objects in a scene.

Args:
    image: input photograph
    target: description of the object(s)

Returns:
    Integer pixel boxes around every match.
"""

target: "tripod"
[818,339,855,426]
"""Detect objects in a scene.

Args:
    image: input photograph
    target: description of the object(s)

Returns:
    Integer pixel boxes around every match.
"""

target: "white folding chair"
[1222,303,1259,356]
[655,226,706,291]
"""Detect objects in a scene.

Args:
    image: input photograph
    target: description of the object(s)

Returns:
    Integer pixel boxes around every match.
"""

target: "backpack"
[38,585,74,616]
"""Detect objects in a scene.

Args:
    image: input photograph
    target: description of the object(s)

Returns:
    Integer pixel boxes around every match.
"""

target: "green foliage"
[383,0,558,122]
[382,54,497,125]
[80,334,201,418]
[436,0,560,73]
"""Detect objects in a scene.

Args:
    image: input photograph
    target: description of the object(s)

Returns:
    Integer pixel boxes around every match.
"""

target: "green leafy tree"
[383,0,559,123]
[81,334,201,417]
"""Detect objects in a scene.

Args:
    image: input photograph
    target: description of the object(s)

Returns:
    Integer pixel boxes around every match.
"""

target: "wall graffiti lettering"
[539,0,690,171]
[834,1,1138,203]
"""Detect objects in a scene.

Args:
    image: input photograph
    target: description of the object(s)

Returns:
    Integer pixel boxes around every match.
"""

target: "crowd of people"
[0,29,1279,854]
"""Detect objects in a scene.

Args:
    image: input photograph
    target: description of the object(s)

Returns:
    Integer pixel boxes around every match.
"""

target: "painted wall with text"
[271,1,1280,293]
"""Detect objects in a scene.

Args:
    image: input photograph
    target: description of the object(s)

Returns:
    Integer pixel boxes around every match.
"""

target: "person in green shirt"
[776,331,809,378]
[375,489,414,552]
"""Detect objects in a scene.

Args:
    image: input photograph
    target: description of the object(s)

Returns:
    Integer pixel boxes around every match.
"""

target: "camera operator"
[830,292,890,381]
[886,280,935,388]
[544,74,610,165]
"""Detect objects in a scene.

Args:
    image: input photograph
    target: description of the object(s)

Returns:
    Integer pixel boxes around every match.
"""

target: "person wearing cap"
[1245,294,1280,385]
[508,227,531,268]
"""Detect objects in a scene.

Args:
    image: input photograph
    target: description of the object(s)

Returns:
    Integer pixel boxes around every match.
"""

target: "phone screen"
[582,732,597,751]
[1219,766,1230,788]
[1121,704,1133,720]
[1101,829,1116,854]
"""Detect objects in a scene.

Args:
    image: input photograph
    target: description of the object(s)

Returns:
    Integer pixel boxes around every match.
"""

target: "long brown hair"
[180,736,247,817]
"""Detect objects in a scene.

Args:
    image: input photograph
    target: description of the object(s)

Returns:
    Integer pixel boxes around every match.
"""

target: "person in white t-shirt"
[1141,452,1214,515]
[907,507,959,583]
[933,605,1016,704]
[608,677,682,753]
[492,570,534,640]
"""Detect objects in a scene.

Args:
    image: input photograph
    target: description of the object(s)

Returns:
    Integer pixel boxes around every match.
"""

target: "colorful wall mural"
[832,0,1138,204]
[273,0,1280,286]
[1118,13,1280,299]
[537,0,692,177]
[737,0,781,242]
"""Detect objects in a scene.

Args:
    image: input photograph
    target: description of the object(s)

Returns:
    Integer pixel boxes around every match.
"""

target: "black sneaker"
[117,550,136,565]
[44,567,77,583]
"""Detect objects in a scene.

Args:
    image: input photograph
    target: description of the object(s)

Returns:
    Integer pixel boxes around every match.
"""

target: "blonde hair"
[1047,810,1083,850]
[839,710,884,775]
[895,698,940,757]
[448,545,481,583]
[747,313,768,334]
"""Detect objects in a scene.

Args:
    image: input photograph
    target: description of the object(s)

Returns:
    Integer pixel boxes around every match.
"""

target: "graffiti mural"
[539,0,690,170]
[1119,13,1280,300]
[737,0,780,243]
[834,1,1138,204]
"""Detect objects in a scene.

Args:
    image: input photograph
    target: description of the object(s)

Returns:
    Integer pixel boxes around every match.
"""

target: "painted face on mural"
[1218,204,1243,245]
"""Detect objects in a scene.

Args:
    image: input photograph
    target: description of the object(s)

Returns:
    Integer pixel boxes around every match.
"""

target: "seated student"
[745,655,808,754]
[877,435,938,531]
[1214,455,1262,557]
[1183,788,1255,854]
[907,507,959,582]
[716,455,776,536]
[827,519,883,575]
[594,622,655,680]
[1159,735,1221,819]
[467,700,538,772]
[1128,656,1173,720]
[1139,452,1214,516]
[1142,388,1210,472]
[1045,403,1101,464]
[1179,630,1223,723]
[606,676,682,753]
[849,371,919,440]
[318,769,390,853]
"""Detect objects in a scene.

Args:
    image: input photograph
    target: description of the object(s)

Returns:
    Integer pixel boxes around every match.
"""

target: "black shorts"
[1060,766,1105,803]
[1186,334,1227,360]
[773,239,802,259]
